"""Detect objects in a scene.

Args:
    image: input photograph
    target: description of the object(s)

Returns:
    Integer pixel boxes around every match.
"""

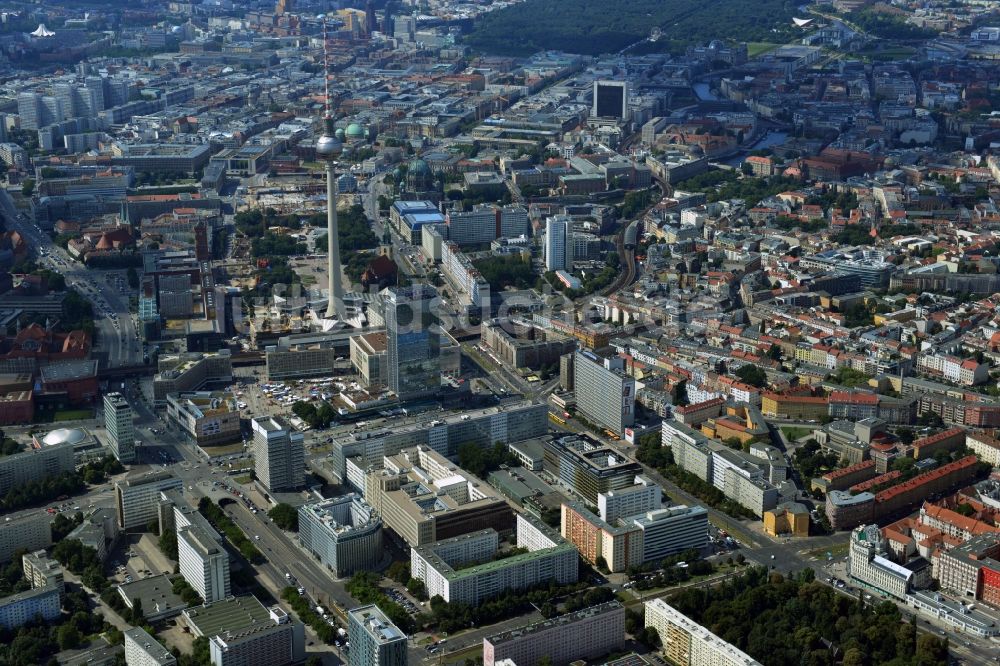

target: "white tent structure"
[30,23,55,37]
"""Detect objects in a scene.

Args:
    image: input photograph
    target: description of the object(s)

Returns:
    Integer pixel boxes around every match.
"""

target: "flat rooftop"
[349,605,406,642]
[486,601,623,645]
[118,575,187,617]
[184,595,272,637]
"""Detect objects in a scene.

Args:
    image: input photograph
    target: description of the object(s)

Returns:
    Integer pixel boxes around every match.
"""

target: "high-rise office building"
[178,524,231,603]
[383,285,440,400]
[545,217,572,272]
[573,351,635,437]
[348,605,408,666]
[251,416,305,492]
[105,392,136,463]
[592,80,629,120]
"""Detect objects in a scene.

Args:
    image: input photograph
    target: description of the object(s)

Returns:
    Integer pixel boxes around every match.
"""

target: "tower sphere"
[316,132,342,160]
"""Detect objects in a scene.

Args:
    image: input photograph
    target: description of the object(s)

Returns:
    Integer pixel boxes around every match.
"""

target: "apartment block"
[483,601,625,666]
[410,514,578,605]
[644,598,762,666]
[561,501,707,572]
[0,584,61,630]
[124,626,177,666]
[598,479,661,522]
[178,524,230,603]
[0,513,52,564]
[184,596,305,666]
[967,432,1000,468]
[0,440,75,497]
[21,550,64,597]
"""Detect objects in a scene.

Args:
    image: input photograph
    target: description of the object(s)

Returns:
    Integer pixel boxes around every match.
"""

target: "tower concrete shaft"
[325,160,344,319]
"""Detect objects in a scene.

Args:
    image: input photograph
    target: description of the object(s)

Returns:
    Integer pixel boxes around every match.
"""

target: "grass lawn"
[300,274,317,286]
[198,441,244,458]
[748,42,780,58]
[781,426,813,441]
[855,46,916,60]
[234,475,253,485]
[47,409,94,422]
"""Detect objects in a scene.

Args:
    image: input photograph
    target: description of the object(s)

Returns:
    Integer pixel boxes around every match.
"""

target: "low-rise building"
[22,549,64,597]
[152,351,233,406]
[762,502,810,537]
[481,320,576,371]
[166,392,242,448]
[483,601,625,666]
[299,495,383,578]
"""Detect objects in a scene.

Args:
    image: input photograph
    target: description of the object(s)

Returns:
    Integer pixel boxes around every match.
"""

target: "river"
[693,82,717,101]
[722,131,790,166]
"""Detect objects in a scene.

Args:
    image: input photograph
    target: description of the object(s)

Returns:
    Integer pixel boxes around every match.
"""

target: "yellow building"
[701,404,769,445]
[763,502,810,537]
[761,392,829,420]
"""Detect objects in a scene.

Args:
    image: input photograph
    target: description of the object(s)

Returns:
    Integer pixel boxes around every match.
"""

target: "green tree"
[56,624,82,650]
[21,179,34,196]
[158,529,178,561]
[268,503,299,531]
[126,267,139,289]
[734,364,767,388]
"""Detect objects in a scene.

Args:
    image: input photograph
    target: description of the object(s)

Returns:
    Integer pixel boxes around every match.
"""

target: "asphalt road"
[0,188,141,366]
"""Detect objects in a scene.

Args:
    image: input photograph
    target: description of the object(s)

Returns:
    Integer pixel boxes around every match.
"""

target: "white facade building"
[598,480,661,522]
[105,391,136,463]
[644,598,761,666]
[115,471,183,530]
[124,626,177,666]
[178,524,231,603]
[251,416,304,492]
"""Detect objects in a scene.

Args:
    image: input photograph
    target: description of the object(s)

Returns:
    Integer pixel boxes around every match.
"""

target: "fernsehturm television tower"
[317,20,344,320]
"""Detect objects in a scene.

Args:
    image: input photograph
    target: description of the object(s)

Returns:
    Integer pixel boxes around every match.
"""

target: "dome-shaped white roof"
[41,428,86,446]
